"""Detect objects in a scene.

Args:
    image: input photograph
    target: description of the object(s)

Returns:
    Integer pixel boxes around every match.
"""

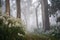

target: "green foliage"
[0,14,59,40]
[50,0,60,10]
[48,0,60,16]
[25,34,50,40]
[0,15,26,40]
[43,25,60,40]
[32,25,60,40]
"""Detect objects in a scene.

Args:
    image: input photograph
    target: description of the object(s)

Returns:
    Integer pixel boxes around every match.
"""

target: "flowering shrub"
[0,15,26,40]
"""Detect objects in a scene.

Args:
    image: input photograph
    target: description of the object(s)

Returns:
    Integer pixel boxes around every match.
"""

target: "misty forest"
[0,0,60,40]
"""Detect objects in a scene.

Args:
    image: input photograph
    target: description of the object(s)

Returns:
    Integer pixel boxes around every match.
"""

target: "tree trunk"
[36,8,39,28]
[41,0,50,31]
[16,0,21,18]
[0,0,1,7]
[0,0,1,14]
[5,0,10,16]
[35,3,41,28]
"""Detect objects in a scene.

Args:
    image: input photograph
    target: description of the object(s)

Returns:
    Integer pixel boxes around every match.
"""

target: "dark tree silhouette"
[16,0,21,18]
[41,0,50,31]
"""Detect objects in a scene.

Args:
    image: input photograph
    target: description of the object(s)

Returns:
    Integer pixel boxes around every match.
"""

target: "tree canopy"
[48,0,60,15]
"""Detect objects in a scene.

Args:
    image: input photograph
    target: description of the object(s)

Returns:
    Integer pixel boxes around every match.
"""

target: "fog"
[1,0,59,32]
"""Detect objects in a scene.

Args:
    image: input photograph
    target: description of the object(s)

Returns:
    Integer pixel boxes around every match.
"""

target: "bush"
[43,25,60,40]
[33,25,60,40]
[0,15,26,40]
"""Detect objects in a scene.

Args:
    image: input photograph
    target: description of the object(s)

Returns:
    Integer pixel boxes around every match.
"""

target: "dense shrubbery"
[45,25,60,40]
[0,14,60,40]
[0,15,26,40]
[33,25,60,40]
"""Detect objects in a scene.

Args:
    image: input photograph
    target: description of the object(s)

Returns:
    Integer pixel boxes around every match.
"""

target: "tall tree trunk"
[0,0,1,7]
[16,0,21,18]
[41,0,50,31]
[36,8,39,28]
[5,0,10,16]
[35,3,40,28]
[0,0,1,14]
